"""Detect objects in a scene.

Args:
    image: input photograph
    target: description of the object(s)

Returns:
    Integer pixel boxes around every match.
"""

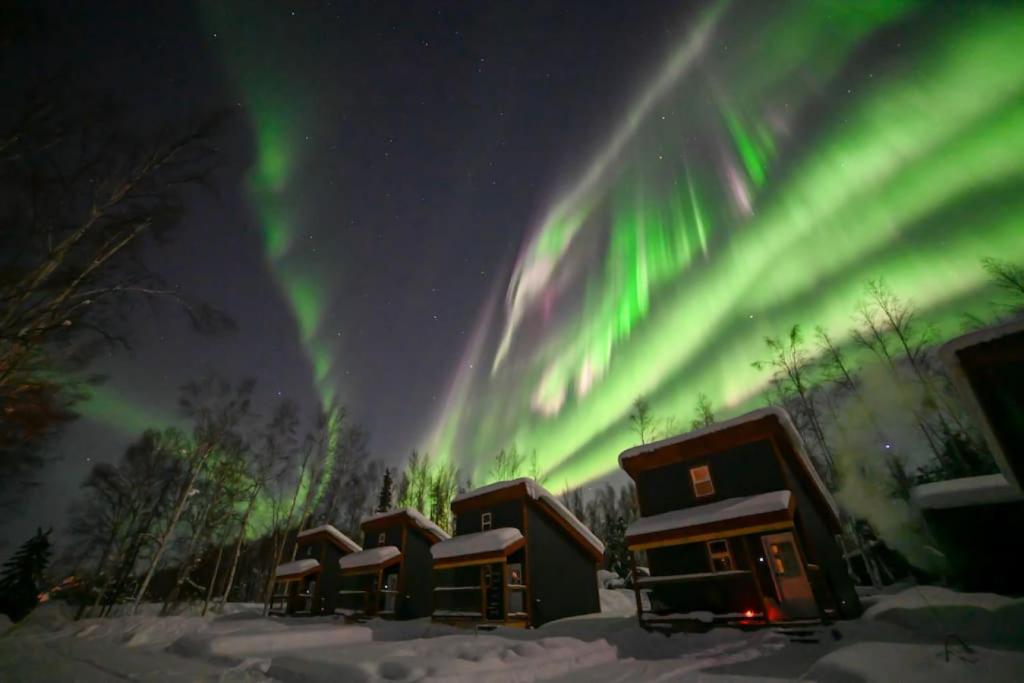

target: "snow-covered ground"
[1,585,1022,682]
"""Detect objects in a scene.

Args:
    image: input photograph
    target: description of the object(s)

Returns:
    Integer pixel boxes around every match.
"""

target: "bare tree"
[0,93,230,505]
[490,446,527,481]
[690,393,715,430]
[628,396,656,445]
[753,325,835,480]
[131,376,254,613]
[982,257,1024,307]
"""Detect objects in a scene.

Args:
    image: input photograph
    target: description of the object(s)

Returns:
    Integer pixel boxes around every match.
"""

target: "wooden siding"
[525,505,600,626]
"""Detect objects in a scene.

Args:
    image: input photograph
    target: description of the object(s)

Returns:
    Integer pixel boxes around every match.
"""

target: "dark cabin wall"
[958,330,1024,485]
[634,439,786,517]
[314,542,345,614]
[525,505,599,625]
[777,458,862,618]
[454,499,523,535]
[363,523,404,550]
[401,529,434,618]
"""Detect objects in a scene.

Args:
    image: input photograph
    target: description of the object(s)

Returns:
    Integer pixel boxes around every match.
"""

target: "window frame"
[377,531,386,546]
[706,539,734,573]
[481,512,493,531]
[689,464,715,498]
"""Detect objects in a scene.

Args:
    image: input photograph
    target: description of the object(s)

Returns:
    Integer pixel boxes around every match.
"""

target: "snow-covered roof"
[910,474,1023,510]
[618,407,839,522]
[339,545,402,571]
[431,528,524,562]
[452,478,605,556]
[296,525,361,553]
[361,507,451,541]
[274,558,320,579]
[625,491,792,542]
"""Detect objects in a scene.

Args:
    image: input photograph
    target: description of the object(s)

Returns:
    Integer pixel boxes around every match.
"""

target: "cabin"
[429,478,603,628]
[908,320,1024,594]
[269,524,361,616]
[336,507,450,620]
[620,407,861,631]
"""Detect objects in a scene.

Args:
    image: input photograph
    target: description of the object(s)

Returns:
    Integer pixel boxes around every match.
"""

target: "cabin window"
[689,465,715,498]
[481,512,493,531]
[377,532,386,546]
[707,539,734,572]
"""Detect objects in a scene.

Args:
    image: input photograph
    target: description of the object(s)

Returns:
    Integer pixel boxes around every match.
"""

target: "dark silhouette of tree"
[690,392,715,430]
[376,468,394,513]
[628,396,655,445]
[0,527,52,621]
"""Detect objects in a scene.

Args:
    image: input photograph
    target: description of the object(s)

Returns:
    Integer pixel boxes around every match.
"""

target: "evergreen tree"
[0,527,52,622]
[376,468,394,513]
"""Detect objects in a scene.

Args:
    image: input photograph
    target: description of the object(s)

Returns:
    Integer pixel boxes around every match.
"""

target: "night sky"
[4,1,1024,551]
[2,0,694,549]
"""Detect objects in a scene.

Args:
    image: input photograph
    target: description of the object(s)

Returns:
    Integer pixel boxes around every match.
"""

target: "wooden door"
[761,532,817,620]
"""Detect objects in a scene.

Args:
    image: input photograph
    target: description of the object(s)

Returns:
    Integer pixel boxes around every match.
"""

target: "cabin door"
[760,532,817,620]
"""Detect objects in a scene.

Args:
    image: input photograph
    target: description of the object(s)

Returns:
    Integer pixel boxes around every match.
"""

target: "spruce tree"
[0,527,52,622]
[376,468,394,513]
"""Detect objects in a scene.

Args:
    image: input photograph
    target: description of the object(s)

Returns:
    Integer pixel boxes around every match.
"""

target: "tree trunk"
[201,543,225,617]
[218,491,257,611]
[132,452,209,613]
[162,481,222,615]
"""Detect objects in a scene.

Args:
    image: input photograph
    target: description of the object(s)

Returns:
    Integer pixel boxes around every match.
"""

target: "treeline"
[59,376,379,618]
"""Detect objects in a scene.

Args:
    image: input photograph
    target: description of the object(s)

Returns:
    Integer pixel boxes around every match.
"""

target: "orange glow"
[743,609,754,618]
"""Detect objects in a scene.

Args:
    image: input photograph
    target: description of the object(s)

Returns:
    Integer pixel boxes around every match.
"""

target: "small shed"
[430,478,603,628]
[939,318,1024,492]
[269,524,361,616]
[620,407,861,630]
[337,507,450,619]
[907,320,1024,594]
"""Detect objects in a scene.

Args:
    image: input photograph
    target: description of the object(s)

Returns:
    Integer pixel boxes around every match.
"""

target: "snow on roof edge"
[617,407,840,522]
[625,491,792,540]
[452,477,604,556]
[360,507,450,541]
[430,527,524,561]
[339,545,402,570]
[275,558,320,578]
[297,524,362,553]
[910,473,1024,510]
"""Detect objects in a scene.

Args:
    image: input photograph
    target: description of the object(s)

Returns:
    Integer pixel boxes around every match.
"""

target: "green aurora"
[424,1,1024,487]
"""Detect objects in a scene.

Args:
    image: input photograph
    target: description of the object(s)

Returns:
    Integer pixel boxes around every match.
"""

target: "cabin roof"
[275,558,320,579]
[431,527,524,564]
[296,524,362,554]
[339,545,402,572]
[939,316,1024,357]
[618,407,840,530]
[625,491,792,547]
[452,477,605,558]
[910,474,1023,511]
[360,507,451,543]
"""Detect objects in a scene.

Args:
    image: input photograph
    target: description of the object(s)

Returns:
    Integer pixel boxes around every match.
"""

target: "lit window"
[768,542,802,577]
[707,539,734,572]
[481,512,492,531]
[690,465,715,498]
[377,532,386,546]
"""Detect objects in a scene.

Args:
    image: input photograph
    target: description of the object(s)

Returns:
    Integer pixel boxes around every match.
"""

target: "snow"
[452,477,605,555]
[431,527,524,561]
[618,407,840,521]
[6,583,1024,682]
[599,588,637,615]
[296,524,362,553]
[625,491,791,540]
[275,557,320,578]
[808,642,1024,683]
[910,473,1023,510]
[361,507,452,541]
[338,545,402,571]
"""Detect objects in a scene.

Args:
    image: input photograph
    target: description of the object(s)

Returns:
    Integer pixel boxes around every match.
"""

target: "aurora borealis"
[424,1,1024,486]
[7,1,1024,551]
